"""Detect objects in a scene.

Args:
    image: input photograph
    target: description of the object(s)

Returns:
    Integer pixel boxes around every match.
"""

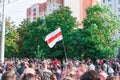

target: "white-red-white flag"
[45,27,63,48]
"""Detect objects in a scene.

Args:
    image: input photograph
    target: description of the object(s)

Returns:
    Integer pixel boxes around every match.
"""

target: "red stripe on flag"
[47,31,62,44]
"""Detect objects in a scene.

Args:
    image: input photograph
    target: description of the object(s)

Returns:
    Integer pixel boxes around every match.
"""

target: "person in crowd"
[7,66,15,73]
[7,66,20,80]
[42,61,52,80]
[53,59,59,67]
[36,69,43,80]
[21,73,36,80]
[75,63,88,79]
[50,73,57,80]
[88,61,95,71]
[99,65,108,79]
[20,62,36,80]
[2,71,16,80]
[106,76,119,80]
[80,70,101,80]
[61,64,75,78]
[103,59,108,73]
[108,65,114,76]
[61,76,76,80]
[52,66,61,80]
[23,62,36,75]
[17,62,26,75]
[112,59,120,76]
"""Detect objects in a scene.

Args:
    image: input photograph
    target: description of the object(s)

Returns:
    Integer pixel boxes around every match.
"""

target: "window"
[49,9,51,12]
[119,0,120,4]
[119,15,120,18]
[103,0,105,3]
[33,13,36,16]
[108,0,111,2]
[33,17,36,20]
[118,8,120,11]
[33,9,36,12]
[109,4,112,9]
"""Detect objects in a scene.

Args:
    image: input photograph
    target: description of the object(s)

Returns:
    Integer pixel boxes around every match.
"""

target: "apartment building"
[100,0,120,55]
[27,0,63,21]
[46,0,63,15]
[100,0,120,39]
[26,0,99,23]
[101,0,120,18]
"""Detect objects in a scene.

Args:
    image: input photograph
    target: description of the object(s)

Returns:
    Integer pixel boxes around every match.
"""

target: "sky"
[0,0,46,26]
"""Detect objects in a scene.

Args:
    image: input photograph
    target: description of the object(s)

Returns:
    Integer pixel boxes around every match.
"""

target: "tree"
[18,6,78,59]
[81,4,120,60]
[17,19,31,57]
[17,18,47,58]
[5,17,19,58]
[45,6,78,59]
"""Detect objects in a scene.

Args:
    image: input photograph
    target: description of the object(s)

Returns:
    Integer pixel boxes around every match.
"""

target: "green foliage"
[17,4,120,61]
[45,6,77,59]
[5,18,19,58]
[17,6,77,59]
[17,18,47,58]
[82,4,120,60]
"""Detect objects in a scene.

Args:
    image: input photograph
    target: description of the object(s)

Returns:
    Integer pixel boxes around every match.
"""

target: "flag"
[45,27,63,48]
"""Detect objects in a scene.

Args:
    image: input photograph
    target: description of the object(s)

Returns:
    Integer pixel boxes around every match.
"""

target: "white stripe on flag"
[45,27,63,48]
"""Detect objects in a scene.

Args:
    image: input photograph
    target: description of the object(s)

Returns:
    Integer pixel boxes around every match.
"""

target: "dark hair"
[106,76,119,80]
[101,65,105,71]
[21,62,25,66]
[80,70,101,80]
[2,71,16,80]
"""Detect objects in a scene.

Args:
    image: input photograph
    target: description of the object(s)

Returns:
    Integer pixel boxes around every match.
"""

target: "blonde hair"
[2,71,16,80]
[61,76,76,80]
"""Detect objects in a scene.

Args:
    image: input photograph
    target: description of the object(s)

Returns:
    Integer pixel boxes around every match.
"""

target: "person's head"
[67,64,74,70]
[29,63,35,69]
[21,62,25,67]
[2,71,16,80]
[100,65,106,72]
[75,63,88,79]
[80,70,100,80]
[50,74,57,80]
[23,68,36,75]
[106,76,119,80]
[36,69,43,80]
[42,61,48,69]
[61,76,76,80]
[7,66,15,73]
[103,59,107,63]
[21,73,36,80]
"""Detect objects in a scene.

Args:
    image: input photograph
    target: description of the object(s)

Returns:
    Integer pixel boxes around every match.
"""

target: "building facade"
[100,0,120,39]
[26,0,99,23]
[101,0,120,18]
[80,0,99,22]
[26,0,63,21]
[100,0,120,55]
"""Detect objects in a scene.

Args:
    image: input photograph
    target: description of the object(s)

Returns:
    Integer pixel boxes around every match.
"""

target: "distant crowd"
[0,58,120,80]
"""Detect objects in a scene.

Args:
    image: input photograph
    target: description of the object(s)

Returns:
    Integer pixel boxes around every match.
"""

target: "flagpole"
[62,39,67,62]
[1,0,6,63]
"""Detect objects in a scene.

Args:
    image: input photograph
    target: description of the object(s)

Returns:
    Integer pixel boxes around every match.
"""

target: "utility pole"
[1,0,6,63]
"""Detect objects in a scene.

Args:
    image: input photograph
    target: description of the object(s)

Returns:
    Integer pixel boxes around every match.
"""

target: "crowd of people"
[0,58,120,80]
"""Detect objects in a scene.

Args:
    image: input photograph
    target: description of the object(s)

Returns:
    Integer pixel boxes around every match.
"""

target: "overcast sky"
[0,0,46,26]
